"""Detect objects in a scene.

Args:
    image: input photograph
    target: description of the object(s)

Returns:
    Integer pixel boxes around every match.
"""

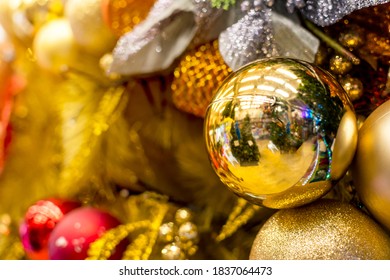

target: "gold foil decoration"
[58,83,127,198]
[171,40,232,118]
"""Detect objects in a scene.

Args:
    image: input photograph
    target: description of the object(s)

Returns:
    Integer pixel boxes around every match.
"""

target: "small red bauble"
[48,207,127,260]
[19,198,81,260]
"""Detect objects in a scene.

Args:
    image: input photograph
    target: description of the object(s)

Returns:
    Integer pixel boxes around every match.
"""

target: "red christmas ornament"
[48,207,127,260]
[19,198,81,260]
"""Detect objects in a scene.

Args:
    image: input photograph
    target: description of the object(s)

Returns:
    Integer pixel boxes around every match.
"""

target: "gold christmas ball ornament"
[171,40,232,118]
[338,25,365,49]
[204,57,358,209]
[352,99,390,231]
[101,0,156,37]
[249,199,390,260]
[329,55,353,75]
[339,76,364,101]
[33,18,79,72]
[65,0,117,55]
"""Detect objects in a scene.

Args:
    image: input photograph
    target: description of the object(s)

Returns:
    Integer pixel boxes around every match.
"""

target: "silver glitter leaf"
[110,0,196,76]
[219,6,278,71]
[301,0,390,26]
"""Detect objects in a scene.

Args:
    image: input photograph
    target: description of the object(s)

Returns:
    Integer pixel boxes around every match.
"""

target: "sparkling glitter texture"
[171,40,232,118]
[301,0,390,27]
[250,199,390,260]
[219,4,278,71]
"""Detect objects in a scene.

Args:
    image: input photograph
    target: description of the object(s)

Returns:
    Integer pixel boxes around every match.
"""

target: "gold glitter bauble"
[33,18,78,72]
[65,0,116,55]
[171,40,232,118]
[352,100,390,231]
[204,57,357,209]
[101,0,156,37]
[250,199,390,260]
[339,76,364,101]
[338,25,365,49]
[329,55,353,75]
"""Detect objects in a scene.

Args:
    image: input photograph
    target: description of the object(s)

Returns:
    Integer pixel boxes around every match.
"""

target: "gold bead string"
[121,192,170,260]
[215,198,261,242]
[86,220,151,260]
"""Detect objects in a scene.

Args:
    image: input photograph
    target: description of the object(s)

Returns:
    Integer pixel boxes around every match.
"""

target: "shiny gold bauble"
[250,199,390,260]
[65,0,116,55]
[339,76,364,101]
[352,99,390,231]
[329,55,353,75]
[171,40,232,118]
[33,18,78,72]
[204,57,357,209]
[101,0,156,37]
[338,25,365,49]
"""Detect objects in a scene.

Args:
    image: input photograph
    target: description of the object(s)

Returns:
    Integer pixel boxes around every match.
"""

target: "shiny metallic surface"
[204,57,356,209]
[352,99,390,231]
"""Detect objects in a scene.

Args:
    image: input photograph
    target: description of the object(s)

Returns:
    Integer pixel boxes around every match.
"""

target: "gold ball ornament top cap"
[352,99,390,231]
[204,57,358,209]
[249,199,390,260]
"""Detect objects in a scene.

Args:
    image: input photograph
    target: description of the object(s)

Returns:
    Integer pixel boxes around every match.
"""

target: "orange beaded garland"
[171,40,232,118]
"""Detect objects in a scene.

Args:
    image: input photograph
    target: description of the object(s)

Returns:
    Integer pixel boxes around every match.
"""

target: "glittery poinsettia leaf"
[218,2,321,71]
[300,0,390,27]
[219,6,278,71]
[110,0,196,76]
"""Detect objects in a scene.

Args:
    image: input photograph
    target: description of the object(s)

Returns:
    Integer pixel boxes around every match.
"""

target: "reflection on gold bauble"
[171,40,232,118]
[352,99,390,231]
[33,18,78,72]
[101,0,156,37]
[250,199,390,260]
[204,57,357,209]
[65,0,116,55]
